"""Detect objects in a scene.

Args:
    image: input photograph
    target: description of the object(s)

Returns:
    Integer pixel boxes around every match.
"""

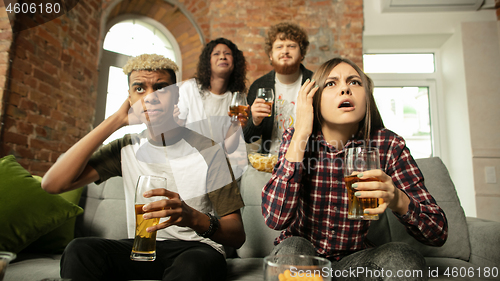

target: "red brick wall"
[0,0,102,174]
[205,0,363,83]
[0,0,364,175]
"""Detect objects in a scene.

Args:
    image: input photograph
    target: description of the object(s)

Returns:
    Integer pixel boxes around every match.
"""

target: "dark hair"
[195,38,247,93]
[265,22,309,60]
[311,57,384,142]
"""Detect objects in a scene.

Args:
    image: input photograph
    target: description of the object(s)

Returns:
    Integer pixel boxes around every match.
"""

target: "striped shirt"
[262,127,448,260]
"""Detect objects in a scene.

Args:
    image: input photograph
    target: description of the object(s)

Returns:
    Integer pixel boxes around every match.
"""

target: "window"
[96,16,182,144]
[373,86,432,159]
[103,19,177,59]
[364,53,439,158]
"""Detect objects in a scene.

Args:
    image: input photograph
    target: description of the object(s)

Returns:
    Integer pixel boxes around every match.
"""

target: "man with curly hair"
[244,22,313,154]
[42,54,245,281]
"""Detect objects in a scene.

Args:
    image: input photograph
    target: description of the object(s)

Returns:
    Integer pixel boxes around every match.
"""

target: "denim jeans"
[60,237,226,281]
[272,237,427,281]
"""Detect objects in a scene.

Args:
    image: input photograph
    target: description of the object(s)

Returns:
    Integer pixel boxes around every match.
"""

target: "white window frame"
[364,49,443,158]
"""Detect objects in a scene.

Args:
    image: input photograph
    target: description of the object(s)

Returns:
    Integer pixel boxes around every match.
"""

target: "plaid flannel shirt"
[262,128,448,260]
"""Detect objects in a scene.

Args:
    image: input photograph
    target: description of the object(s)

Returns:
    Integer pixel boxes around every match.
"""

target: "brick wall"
[103,0,364,85]
[0,0,364,175]
[0,0,102,174]
[207,0,364,83]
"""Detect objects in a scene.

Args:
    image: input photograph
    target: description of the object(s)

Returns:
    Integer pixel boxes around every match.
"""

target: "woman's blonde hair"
[311,57,384,141]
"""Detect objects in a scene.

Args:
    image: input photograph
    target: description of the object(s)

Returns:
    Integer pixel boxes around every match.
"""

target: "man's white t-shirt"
[270,74,303,154]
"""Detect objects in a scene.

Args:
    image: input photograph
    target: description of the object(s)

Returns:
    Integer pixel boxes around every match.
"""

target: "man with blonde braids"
[42,54,245,281]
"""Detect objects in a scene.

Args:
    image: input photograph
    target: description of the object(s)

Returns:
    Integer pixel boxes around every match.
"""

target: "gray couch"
[5,157,500,280]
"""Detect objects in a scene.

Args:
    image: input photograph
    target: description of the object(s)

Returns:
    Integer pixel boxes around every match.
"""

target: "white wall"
[440,25,475,216]
[363,0,497,217]
[461,21,500,221]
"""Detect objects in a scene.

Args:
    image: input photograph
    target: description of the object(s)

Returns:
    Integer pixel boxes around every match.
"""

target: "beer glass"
[229,91,248,122]
[257,88,274,117]
[343,147,381,220]
[130,175,167,261]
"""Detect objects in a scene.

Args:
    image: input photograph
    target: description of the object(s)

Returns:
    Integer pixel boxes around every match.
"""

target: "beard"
[272,59,301,75]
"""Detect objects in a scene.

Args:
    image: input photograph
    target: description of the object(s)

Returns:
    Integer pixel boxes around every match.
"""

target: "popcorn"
[248,153,278,173]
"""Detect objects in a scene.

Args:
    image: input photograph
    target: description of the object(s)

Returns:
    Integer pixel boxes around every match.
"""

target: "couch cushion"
[0,155,83,254]
[371,157,470,261]
[237,166,280,258]
[22,176,84,254]
[5,254,61,281]
[466,217,500,268]
[75,176,128,239]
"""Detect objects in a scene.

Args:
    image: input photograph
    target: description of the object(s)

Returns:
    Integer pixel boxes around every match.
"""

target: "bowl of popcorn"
[248,152,278,173]
[263,255,331,281]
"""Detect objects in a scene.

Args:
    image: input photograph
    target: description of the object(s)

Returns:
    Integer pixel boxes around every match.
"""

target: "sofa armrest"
[466,217,500,268]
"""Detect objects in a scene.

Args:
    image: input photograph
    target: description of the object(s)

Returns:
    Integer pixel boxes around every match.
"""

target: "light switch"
[485,166,497,184]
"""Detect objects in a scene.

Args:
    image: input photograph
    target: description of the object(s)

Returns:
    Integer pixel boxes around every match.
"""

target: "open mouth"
[338,101,353,108]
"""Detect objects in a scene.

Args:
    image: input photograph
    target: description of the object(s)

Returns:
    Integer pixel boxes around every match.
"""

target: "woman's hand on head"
[351,169,410,216]
[284,79,318,162]
[294,79,318,138]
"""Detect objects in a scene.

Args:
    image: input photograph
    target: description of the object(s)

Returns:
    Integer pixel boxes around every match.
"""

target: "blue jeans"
[272,237,427,281]
[60,237,226,281]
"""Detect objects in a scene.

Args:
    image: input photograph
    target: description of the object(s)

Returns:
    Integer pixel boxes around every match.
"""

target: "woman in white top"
[177,38,249,178]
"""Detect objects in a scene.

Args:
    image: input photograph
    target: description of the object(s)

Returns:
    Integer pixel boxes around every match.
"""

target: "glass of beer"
[257,88,274,117]
[229,91,248,122]
[130,175,167,261]
[343,147,381,220]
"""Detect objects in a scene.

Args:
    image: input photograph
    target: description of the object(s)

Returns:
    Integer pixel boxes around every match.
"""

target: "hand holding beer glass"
[229,91,248,123]
[257,88,274,117]
[130,175,168,261]
[343,147,381,220]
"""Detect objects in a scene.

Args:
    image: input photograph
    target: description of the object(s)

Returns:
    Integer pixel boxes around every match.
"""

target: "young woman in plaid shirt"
[262,57,448,280]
